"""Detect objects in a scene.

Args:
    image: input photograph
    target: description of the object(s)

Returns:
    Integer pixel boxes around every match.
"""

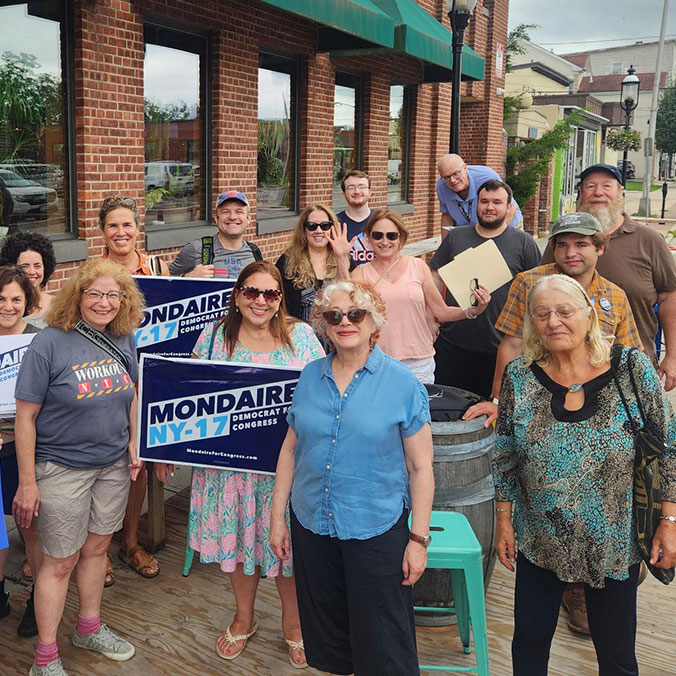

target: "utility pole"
[640,0,670,217]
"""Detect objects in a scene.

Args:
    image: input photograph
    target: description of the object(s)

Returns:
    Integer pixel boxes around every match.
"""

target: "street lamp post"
[445,0,478,154]
[619,65,640,186]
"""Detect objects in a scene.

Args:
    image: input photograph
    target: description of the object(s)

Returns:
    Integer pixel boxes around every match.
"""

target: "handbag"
[610,346,675,585]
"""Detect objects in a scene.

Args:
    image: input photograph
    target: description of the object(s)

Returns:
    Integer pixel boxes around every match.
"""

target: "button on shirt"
[287,346,431,540]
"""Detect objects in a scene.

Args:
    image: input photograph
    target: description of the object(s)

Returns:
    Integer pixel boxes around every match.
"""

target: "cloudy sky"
[508,0,676,55]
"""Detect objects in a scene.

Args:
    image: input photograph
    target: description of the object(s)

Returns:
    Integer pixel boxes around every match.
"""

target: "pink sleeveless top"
[361,256,435,360]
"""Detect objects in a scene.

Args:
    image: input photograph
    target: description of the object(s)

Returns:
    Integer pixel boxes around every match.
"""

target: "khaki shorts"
[35,455,130,559]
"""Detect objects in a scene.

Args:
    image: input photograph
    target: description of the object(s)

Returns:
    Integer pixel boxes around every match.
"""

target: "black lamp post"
[446,0,478,154]
[619,65,640,186]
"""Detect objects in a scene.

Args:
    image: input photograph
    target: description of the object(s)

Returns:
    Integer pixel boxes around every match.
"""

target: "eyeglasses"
[441,166,465,182]
[370,231,399,241]
[305,221,333,232]
[322,309,369,325]
[82,289,125,302]
[238,286,282,303]
[469,278,479,307]
[531,304,585,321]
[345,184,369,192]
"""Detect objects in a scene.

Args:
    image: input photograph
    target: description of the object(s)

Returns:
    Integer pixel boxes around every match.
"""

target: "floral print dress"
[189,320,324,576]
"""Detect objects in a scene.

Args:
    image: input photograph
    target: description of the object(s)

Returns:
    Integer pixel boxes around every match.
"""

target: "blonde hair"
[522,274,611,367]
[281,203,341,290]
[46,259,145,336]
[311,280,387,352]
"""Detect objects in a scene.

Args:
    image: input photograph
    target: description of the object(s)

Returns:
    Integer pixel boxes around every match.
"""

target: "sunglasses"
[322,309,369,325]
[238,286,282,303]
[102,196,136,208]
[305,221,333,232]
[370,231,399,241]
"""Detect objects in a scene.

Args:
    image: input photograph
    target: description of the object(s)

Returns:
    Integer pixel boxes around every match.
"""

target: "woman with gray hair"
[270,280,434,675]
[492,273,676,676]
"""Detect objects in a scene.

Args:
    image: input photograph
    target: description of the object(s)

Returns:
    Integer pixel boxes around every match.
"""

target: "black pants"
[512,552,639,676]
[433,338,496,399]
[290,509,419,676]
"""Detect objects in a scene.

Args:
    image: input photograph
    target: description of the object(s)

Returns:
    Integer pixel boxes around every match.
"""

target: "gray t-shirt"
[430,226,541,353]
[15,327,138,469]
[169,235,256,277]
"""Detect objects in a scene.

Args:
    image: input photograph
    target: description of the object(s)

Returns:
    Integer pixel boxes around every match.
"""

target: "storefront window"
[388,85,410,204]
[144,25,207,227]
[0,1,71,235]
[258,53,298,214]
[333,73,362,207]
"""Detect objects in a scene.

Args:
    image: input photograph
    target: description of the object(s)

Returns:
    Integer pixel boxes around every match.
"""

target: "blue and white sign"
[0,333,37,416]
[137,355,300,474]
[134,276,235,358]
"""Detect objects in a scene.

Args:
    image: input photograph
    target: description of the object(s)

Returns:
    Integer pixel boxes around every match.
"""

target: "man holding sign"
[430,179,540,398]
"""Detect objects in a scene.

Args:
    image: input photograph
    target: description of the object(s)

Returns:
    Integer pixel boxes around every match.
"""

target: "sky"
[508,0,676,56]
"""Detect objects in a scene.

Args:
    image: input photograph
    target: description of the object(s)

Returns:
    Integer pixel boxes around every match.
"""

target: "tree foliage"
[144,98,192,122]
[656,83,676,155]
[506,23,538,72]
[506,110,585,207]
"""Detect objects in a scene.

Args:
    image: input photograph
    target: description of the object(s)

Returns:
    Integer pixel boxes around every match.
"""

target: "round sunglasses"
[305,221,333,232]
[238,286,282,303]
[370,231,399,241]
[322,309,369,325]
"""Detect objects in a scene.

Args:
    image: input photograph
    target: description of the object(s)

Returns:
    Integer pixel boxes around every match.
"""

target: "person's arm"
[169,241,215,278]
[441,213,455,230]
[421,263,490,323]
[270,427,298,561]
[431,268,445,295]
[657,289,676,391]
[327,223,356,281]
[128,390,142,482]
[401,423,434,586]
[159,258,170,276]
[12,399,42,529]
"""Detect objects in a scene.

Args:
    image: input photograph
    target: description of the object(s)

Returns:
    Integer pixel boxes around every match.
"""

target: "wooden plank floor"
[1,487,674,676]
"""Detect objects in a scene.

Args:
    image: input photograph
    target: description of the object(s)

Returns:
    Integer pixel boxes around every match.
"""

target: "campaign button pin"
[599,298,611,311]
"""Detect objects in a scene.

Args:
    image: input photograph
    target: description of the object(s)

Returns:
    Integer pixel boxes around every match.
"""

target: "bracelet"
[659,515,676,524]
[496,508,511,513]
[465,306,477,320]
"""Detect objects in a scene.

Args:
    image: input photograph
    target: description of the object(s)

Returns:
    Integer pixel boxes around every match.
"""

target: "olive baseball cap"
[549,212,603,239]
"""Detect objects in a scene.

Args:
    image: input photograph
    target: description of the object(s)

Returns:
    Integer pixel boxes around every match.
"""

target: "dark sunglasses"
[322,309,369,325]
[370,231,399,241]
[238,286,282,303]
[305,221,333,232]
[102,196,136,208]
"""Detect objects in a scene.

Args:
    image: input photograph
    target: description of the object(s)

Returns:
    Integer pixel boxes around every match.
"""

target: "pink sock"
[35,640,59,668]
[76,614,101,636]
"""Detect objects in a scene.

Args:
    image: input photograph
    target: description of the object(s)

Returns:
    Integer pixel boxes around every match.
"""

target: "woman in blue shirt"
[271,280,434,676]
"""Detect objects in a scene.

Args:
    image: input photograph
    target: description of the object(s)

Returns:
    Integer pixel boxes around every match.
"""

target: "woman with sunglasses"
[352,208,491,383]
[276,203,352,323]
[271,280,434,675]
[157,261,323,668]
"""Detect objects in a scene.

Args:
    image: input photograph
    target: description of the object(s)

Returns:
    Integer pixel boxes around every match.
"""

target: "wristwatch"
[409,532,432,548]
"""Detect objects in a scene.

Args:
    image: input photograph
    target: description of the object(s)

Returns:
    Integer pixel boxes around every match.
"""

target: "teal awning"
[369,0,484,82]
[257,0,395,51]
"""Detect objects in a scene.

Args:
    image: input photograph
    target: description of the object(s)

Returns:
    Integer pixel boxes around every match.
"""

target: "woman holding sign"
[271,280,435,675]
[166,260,323,667]
[351,208,490,384]
[13,259,144,676]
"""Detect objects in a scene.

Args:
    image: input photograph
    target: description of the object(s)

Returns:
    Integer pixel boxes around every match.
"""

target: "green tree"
[504,23,538,120]
[656,83,676,155]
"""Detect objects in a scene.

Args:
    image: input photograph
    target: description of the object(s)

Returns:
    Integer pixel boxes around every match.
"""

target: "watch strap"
[409,532,431,547]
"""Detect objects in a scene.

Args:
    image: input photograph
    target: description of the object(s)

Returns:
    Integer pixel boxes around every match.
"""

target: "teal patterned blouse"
[493,346,676,588]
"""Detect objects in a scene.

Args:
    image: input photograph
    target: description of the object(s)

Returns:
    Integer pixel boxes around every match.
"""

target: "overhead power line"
[538,34,676,46]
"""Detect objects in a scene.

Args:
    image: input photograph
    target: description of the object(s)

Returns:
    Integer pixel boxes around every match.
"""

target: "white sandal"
[215,620,259,660]
[285,637,308,669]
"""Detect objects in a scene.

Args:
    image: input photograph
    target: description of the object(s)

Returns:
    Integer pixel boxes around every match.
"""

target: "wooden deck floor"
[1,487,674,676]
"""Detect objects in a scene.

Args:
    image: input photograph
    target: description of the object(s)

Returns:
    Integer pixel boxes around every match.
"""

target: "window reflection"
[388,85,408,204]
[0,1,69,235]
[333,73,361,208]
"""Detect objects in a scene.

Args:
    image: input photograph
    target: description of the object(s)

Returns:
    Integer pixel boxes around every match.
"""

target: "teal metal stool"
[414,510,490,675]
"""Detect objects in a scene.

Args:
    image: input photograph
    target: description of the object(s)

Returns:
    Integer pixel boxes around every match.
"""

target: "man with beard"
[542,163,676,389]
[430,179,541,397]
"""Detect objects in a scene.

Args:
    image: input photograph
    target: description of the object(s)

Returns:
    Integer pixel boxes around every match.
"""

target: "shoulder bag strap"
[609,344,639,437]
[625,348,649,429]
[201,236,214,266]
[74,321,131,373]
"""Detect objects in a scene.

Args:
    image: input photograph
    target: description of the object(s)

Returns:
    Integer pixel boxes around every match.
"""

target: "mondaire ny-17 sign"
[0,333,37,416]
[133,276,235,358]
[137,355,301,474]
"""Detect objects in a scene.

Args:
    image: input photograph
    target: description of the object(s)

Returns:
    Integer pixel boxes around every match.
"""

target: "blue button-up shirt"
[287,346,431,540]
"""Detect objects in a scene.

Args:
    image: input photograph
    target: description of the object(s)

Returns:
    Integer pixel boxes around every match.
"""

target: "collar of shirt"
[321,344,384,379]
[102,248,151,275]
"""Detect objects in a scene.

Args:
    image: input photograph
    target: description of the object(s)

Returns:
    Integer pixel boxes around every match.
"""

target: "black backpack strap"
[246,240,263,261]
[201,236,214,266]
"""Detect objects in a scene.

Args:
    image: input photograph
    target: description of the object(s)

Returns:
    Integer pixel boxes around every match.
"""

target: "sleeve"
[523,234,542,270]
[286,365,314,432]
[540,239,555,265]
[276,254,300,319]
[436,179,449,214]
[492,363,519,501]
[193,322,218,360]
[15,333,52,404]
[494,273,529,337]
[168,241,197,276]
[400,378,431,438]
[613,290,643,350]
[125,333,139,382]
[292,322,326,364]
[429,232,453,271]
[650,230,676,293]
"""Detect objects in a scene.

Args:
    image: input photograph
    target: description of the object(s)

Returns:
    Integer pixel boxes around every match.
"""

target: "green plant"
[504,94,523,121]
[145,186,170,212]
[656,83,676,155]
[605,127,641,152]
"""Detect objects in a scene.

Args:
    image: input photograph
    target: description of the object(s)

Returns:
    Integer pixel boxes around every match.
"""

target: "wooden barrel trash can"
[413,384,497,627]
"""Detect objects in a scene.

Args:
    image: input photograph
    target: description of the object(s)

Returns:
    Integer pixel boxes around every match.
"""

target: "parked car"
[617,160,635,180]
[145,161,195,196]
[0,161,65,191]
[0,169,59,222]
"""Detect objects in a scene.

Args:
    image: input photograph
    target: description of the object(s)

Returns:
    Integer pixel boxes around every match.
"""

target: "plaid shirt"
[495,263,643,349]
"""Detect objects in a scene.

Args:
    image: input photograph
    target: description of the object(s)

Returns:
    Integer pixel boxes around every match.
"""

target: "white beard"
[577,195,625,232]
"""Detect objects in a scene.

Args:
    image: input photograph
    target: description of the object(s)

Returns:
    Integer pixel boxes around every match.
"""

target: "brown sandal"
[118,545,160,579]
[21,559,33,582]
[104,552,115,587]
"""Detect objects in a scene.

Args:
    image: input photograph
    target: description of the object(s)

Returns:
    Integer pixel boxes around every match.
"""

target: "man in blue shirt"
[436,154,523,232]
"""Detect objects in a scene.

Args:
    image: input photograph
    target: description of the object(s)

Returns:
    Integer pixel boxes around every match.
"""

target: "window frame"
[387,83,414,214]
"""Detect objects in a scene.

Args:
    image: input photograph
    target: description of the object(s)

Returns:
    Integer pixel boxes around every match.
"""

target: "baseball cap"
[549,212,603,239]
[578,163,623,186]
[215,191,249,209]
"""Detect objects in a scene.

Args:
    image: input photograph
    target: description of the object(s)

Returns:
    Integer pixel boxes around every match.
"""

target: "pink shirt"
[361,256,435,360]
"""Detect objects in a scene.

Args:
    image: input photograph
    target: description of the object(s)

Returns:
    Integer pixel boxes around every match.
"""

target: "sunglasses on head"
[238,286,282,303]
[370,231,399,241]
[305,221,333,232]
[322,309,369,325]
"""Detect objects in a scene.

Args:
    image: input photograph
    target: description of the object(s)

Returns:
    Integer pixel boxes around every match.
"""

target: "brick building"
[0,0,511,286]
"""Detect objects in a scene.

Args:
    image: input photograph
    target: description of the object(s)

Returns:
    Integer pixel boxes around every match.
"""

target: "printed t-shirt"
[336,209,374,265]
[169,237,256,277]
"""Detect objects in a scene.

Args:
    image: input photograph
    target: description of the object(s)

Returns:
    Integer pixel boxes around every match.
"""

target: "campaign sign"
[137,355,300,474]
[133,276,235,358]
[0,333,37,416]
